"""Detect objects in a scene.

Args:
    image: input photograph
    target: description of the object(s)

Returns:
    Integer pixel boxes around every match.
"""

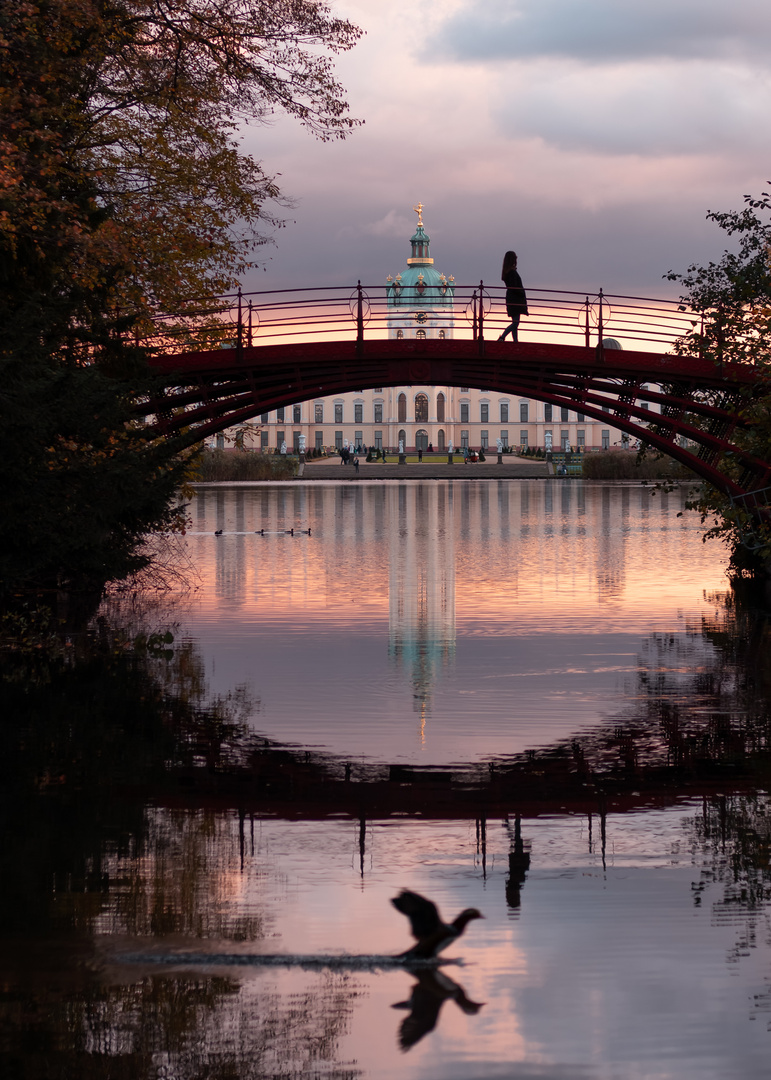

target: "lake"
[3,479,771,1080]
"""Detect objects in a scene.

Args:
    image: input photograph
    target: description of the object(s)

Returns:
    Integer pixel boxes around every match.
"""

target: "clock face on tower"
[414,311,428,324]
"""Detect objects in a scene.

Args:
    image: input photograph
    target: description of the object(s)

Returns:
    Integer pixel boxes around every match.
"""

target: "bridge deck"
[150,336,756,391]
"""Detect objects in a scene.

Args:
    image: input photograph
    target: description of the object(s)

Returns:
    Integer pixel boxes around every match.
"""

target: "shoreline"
[194,456,553,483]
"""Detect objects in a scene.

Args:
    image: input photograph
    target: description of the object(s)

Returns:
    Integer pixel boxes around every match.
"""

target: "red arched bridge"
[142,282,771,513]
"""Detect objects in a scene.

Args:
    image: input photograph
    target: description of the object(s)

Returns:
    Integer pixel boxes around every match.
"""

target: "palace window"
[261,412,269,423]
[481,430,489,449]
[261,430,269,449]
[561,407,569,422]
[416,329,426,340]
[602,429,610,449]
[277,406,285,422]
[374,430,383,449]
[276,429,285,448]
[480,403,489,423]
[438,329,446,339]
[354,403,363,423]
[460,402,469,423]
[334,403,343,423]
[315,403,323,423]
[396,329,404,340]
[415,393,429,423]
[500,430,509,448]
[374,403,383,423]
[398,393,407,423]
[461,430,469,448]
[576,412,585,422]
[293,405,301,423]
[335,430,343,449]
[437,393,445,422]
[544,403,552,422]
[315,431,323,450]
[577,430,585,448]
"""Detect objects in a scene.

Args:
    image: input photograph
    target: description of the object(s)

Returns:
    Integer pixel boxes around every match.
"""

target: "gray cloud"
[493,62,770,155]
[429,0,771,65]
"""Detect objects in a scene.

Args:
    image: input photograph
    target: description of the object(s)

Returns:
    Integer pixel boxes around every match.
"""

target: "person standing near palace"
[498,251,528,342]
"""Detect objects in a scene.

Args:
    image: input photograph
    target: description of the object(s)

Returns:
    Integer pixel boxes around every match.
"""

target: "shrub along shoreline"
[194,449,298,482]
[580,450,693,480]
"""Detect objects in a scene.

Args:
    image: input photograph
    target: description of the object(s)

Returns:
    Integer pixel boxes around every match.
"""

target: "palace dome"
[386,212,455,311]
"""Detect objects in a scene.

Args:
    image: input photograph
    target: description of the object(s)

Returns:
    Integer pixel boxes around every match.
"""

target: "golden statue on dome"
[413,202,424,226]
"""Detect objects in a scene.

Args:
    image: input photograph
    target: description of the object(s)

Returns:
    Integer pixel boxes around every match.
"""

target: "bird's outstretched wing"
[392,890,442,940]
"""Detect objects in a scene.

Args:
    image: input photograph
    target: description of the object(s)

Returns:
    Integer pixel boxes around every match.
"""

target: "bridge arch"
[146,336,769,506]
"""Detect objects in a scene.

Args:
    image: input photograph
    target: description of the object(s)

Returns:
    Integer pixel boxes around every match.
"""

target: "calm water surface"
[4,480,771,1080]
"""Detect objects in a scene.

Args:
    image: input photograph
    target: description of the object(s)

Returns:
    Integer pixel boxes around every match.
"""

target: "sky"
[240,0,771,303]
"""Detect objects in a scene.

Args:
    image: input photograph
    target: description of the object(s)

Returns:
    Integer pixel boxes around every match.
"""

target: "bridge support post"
[236,287,243,358]
[478,279,486,356]
[356,280,364,358]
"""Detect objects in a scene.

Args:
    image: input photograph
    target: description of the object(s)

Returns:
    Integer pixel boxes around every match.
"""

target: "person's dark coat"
[503,268,528,317]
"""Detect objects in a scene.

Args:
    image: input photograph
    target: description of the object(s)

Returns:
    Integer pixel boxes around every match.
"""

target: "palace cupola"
[386,203,455,340]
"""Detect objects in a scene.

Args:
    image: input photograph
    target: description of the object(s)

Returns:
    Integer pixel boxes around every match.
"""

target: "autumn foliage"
[666,189,771,575]
[0,0,361,599]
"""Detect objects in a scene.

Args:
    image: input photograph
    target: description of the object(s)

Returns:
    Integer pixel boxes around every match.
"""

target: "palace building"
[224,207,644,454]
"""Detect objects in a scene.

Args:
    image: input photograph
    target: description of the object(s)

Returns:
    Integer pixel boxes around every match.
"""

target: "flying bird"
[392,890,483,960]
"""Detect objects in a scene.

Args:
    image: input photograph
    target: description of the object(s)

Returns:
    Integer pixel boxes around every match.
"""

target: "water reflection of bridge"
[156,720,768,824]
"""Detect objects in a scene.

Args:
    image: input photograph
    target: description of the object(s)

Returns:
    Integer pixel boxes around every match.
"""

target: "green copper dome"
[386,210,455,310]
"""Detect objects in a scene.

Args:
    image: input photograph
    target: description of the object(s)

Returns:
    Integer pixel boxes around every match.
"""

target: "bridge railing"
[140,283,699,355]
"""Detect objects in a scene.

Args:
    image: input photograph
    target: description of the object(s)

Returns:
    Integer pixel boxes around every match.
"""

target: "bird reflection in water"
[393,967,484,1050]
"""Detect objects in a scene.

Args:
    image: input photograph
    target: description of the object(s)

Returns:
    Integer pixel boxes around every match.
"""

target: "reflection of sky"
[108,806,771,1079]
[86,480,770,1080]
[181,480,726,763]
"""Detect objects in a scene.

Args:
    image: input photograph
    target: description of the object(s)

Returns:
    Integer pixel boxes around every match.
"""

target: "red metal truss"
[144,337,770,505]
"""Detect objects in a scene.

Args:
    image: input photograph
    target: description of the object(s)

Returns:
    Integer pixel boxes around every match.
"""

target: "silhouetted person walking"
[498,250,528,342]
